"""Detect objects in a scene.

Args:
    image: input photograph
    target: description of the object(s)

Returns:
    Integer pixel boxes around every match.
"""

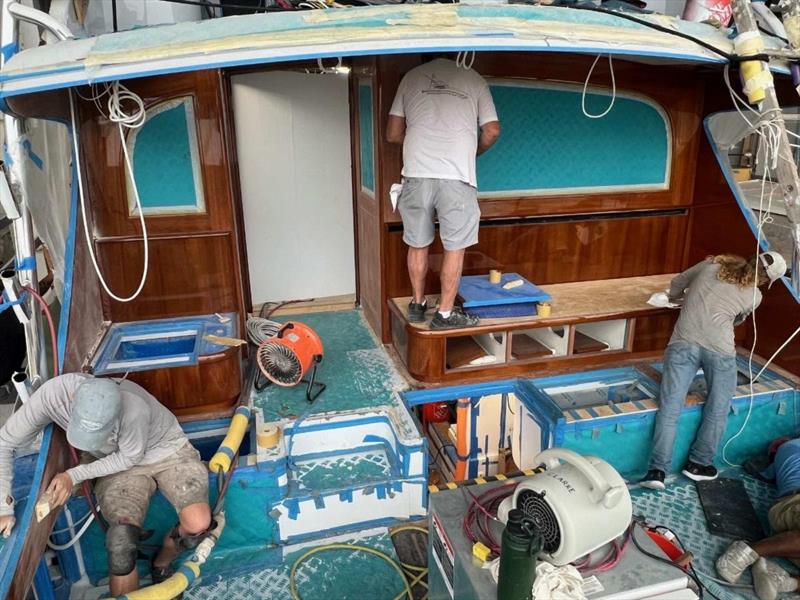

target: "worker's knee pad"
[106,524,141,576]
[168,520,215,553]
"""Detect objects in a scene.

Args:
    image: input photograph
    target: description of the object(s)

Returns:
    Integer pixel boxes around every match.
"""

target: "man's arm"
[668,260,710,302]
[0,393,56,520]
[477,121,500,155]
[386,115,406,145]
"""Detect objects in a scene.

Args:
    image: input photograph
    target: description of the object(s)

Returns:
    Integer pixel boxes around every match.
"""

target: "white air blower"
[497,448,631,566]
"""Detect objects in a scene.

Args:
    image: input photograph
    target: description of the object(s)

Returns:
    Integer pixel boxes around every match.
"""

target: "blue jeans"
[649,341,738,472]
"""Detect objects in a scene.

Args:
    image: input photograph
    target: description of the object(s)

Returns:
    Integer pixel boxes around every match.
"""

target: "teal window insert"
[358,80,375,196]
[477,81,671,197]
[126,97,206,215]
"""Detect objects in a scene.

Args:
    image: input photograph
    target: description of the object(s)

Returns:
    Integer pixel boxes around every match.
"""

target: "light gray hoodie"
[0,373,187,517]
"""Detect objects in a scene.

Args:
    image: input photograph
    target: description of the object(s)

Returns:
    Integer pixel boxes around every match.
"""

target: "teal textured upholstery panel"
[477,82,670,194]
[131,98,202,211]
[358,82,375,194]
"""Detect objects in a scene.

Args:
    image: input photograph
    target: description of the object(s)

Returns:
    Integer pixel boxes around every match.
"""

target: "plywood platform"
[390,274,675,335]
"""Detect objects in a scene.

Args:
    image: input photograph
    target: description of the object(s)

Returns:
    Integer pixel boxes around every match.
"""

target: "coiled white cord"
[46,511,95,551]
[69,82,149,303]
[456,50,476,70]
[582,54,616,119]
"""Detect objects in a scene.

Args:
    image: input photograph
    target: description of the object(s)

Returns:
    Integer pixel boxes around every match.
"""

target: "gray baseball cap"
[760,251,788,288]
[67,378,122,452]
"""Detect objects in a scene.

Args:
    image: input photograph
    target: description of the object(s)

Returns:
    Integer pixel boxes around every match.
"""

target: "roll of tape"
[489,270,502,284]
[257,424,280,448]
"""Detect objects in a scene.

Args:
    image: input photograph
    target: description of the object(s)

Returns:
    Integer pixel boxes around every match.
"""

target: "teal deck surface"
[631,470,791,600]
[186,529,405,600]
[293,447,393,493]
[254,309,407,422]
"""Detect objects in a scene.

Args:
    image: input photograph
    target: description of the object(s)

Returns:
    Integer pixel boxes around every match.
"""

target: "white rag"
[389,183,403,212]
[647,291,680,309]
[531,562,587,600]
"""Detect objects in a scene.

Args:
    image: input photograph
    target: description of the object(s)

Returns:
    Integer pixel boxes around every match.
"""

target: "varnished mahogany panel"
[131,347,241,415]
[385,212,689,300]
[95,233,238,321]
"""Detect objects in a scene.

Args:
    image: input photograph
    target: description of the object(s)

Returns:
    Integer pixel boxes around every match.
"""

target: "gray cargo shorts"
[94,442,208,525]
[398,177,480,251]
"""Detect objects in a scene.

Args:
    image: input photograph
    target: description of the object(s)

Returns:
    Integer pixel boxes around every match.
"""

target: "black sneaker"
[640,469,666,490]
[430,307,480,330]
[408,300,428,323]
[682,461,718,482]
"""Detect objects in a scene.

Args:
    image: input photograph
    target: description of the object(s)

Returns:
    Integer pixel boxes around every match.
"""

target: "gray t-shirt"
[389,59,498,188]
[668,259,762,356]
[0,373,188,517]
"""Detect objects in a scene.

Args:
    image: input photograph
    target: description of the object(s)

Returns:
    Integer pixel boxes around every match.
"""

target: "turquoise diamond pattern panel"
[477,81,670,195]
[359,82,375,195]
[292,448,393,492]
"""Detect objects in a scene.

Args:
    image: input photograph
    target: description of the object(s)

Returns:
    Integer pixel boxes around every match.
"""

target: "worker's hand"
[46,472,74,507]
[0,515,15,538]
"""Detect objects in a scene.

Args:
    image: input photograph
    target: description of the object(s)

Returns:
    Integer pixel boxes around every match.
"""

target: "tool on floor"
[498,448,631,565]
[256,321,326,402]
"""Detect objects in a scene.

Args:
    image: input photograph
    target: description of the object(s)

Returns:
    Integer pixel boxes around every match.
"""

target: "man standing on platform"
[386,53,501,330]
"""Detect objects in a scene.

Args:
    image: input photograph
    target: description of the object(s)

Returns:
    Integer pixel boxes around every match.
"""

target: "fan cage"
[257,342,303,385]
[516,489,561,553]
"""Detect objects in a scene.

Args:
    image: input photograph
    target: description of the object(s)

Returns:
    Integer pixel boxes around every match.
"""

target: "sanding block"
[36,490,57,523]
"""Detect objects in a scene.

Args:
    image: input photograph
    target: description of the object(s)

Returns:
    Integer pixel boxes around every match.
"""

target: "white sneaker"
[716,540,759,583]
[753,558,799,600]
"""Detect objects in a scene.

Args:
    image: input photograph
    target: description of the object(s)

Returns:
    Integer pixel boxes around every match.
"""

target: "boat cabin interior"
[1,4,800,599]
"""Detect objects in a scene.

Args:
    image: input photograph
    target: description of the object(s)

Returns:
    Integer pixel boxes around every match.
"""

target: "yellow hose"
[113,514,226,600]
[209,406,251,473]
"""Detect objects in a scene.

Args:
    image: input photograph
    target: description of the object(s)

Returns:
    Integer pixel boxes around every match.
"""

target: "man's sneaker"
[408,300,428,323]
[640,469,666,490]
[682,461,718,482]
[716,540,759,584]
[430,307,480,330]
[753,558,799,600]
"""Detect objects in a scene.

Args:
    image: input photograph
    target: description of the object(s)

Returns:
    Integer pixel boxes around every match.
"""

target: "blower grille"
[257,342,303,386]
[517,489,561,553]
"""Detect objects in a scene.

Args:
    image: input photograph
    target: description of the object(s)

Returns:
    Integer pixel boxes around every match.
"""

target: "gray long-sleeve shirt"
[668,259,762,356]
[0,373,188,517]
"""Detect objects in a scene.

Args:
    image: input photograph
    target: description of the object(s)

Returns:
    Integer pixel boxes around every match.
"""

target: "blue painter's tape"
[178,565,197,586]
[235,406,251,418]
[217,446,235,460]
[392,481,403,493]
[313,496,325,510]
[376,485,387,500]
[57,159,79,372]
[339,490,353,502]
[21,139,43,170]
[285,498,300,520]
[2,146,11,167]
[15,256,36,271]
[1,42,17,62]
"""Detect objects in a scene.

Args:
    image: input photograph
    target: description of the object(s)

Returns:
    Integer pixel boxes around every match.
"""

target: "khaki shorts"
[398,177,480,251]
[94,442,209,526]
[769,493,800,534]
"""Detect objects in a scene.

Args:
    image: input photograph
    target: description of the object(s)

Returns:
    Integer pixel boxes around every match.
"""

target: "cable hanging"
[70,82,150,303]
[582,54,616,119]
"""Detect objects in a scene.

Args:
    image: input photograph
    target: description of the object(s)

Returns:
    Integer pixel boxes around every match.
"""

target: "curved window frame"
[125,96,206,217]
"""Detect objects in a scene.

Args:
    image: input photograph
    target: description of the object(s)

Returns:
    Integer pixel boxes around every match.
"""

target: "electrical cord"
[46,510,96,551]
[582,54,616,119]
[69,85,150,303]
[389,525,429,597]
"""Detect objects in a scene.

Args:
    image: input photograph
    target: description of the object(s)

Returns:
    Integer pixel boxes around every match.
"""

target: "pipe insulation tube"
[11,372,30,404]
[734,31,772,104]
[114,513,226,600]
[1,269,29,324]
[209,406,251,474]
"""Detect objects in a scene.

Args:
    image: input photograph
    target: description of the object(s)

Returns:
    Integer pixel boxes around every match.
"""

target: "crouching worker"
[641,252,787,490]
[716,437,800,600]
[0,373,211,597]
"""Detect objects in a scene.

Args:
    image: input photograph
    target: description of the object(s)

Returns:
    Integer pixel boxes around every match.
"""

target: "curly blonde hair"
[710,254,768,287]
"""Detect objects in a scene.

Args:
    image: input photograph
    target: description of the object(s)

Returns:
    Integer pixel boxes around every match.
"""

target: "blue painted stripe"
[57,158,79,371]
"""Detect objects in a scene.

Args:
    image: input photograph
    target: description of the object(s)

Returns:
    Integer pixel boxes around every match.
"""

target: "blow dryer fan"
[497,448,632,565]
[256,321,326,402]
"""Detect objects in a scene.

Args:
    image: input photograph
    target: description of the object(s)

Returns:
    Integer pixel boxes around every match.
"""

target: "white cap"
[759,251,787,288]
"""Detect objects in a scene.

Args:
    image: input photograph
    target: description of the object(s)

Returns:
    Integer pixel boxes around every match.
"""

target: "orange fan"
[256,321,325,402]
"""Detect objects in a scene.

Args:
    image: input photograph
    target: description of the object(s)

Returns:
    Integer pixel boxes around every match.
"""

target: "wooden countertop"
[389,273,676,337]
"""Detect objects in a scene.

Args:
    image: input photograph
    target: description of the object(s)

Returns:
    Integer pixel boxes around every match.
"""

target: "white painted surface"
[231,71,355,305]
